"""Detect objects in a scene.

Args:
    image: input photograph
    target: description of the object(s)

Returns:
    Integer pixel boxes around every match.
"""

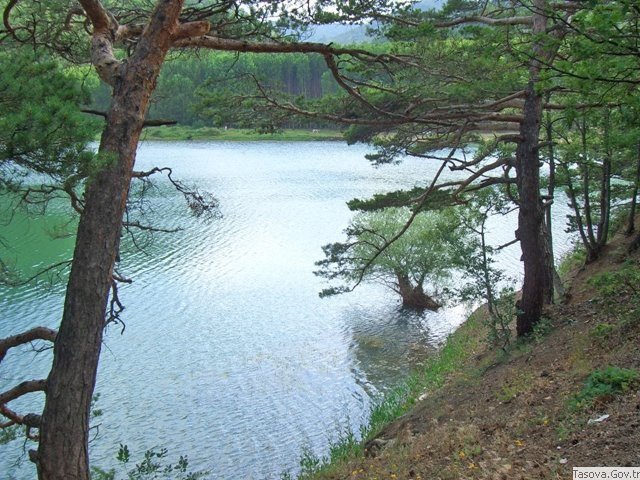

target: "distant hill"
[306,23,371,44]
[415,0,442,9]
[305,1,443,44]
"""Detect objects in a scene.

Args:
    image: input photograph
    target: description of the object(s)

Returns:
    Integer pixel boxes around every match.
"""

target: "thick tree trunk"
[36,133,133,480]
[514,0,549,337]
[36,2,184,478]
[396,272,440,311]
[515,80,547,337]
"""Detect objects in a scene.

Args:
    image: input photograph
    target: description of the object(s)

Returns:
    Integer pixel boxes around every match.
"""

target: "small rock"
[560,458,568,464]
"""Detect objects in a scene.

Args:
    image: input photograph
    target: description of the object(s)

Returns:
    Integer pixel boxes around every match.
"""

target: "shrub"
[589,260,640,299]
[570,366,639,410]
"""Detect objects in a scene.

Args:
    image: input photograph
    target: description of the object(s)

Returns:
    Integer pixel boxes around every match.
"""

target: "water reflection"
[343,292,472,397]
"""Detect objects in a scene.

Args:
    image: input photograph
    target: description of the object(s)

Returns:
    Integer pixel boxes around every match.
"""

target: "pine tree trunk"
[35,2,183,478]
[36,130,135,480]
[515,80,546,336]
[515,0,549,337]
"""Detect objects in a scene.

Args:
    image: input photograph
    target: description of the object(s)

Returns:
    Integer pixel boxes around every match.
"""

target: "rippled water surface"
[0,141,574,479]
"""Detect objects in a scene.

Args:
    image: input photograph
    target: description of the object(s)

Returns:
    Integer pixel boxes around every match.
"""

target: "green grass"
[366,310,485,437]
[140,126,344,142]
[588,259,640,298]
[557,244,586,280]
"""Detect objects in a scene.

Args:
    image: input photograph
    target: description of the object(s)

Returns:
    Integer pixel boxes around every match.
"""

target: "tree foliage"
[0,47,98,286]
[85,51,340,127]
[0,49,97,197]
[316,206,470,310]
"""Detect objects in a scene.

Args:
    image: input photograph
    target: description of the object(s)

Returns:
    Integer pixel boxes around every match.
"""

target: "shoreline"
[139,126,345,142]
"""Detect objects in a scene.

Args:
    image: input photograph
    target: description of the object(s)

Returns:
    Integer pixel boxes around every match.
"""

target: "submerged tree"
[316,206,468,310]
[2,1,638,478]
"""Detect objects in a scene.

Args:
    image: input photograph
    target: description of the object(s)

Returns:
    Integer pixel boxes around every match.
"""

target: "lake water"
[0,141,574,479]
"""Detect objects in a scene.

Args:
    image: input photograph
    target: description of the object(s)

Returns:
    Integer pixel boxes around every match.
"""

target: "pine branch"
[0,327,57,363]
[0,380,47,405]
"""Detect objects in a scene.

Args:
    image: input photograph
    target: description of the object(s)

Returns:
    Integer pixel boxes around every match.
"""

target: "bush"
[589,323,616,344]
[589,260,640,299]
[570,366,639,410]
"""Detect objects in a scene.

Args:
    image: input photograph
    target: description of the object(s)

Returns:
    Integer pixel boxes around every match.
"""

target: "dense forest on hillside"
[88,52,340,127]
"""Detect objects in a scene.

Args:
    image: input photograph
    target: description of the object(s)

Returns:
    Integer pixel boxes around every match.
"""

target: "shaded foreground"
[301,225,640,479]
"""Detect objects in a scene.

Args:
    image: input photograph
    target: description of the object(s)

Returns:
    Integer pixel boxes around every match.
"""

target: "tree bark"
[395,272,440,311]
[36,2,184,479]
[515,80,546,336]
[515,0,549,337]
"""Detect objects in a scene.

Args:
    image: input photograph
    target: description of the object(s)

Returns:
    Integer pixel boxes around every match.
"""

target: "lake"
[0,141,574,479]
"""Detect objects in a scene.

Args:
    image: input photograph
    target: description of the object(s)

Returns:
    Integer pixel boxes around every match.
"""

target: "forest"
[88,51,340,127]
[1,1,640,479]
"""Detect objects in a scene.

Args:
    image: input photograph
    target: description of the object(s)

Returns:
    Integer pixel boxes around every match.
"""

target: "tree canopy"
[316,206,469,310]
[0,48,97,198]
